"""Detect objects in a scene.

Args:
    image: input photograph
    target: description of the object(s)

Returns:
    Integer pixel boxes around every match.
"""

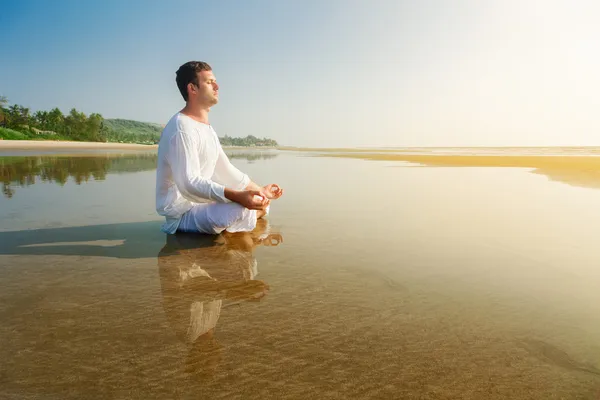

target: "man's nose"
[213,82,219,90]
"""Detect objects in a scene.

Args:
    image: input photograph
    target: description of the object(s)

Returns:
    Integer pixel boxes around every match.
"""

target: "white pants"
[177,202,269,234]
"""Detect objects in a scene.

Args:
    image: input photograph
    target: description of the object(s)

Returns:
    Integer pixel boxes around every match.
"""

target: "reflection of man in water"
[155,61,284,235]
[157,219,283,379]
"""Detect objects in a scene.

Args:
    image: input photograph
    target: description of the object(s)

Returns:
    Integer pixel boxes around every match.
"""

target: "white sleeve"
[212,145,250,190]
[168,131,228,203]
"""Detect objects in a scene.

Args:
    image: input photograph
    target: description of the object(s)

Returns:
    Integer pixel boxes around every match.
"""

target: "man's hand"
[263,184,284,200]
[225,188,270,210]
[244,181,283,200]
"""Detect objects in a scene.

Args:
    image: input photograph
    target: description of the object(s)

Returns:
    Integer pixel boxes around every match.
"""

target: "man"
[156,61,283,234]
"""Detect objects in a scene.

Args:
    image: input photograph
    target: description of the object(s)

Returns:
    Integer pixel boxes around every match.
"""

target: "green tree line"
[0,96,279,146]
[0,96,107,142]
[219,134,278,147]
[102,118,161,144]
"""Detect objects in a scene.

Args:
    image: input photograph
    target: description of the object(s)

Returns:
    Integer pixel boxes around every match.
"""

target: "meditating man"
[155,61,283,234]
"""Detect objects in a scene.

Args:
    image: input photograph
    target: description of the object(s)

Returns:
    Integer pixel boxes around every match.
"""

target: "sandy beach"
[0,140,158,150]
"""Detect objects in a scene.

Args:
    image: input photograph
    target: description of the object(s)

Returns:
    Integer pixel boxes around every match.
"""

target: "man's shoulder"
[161,113,195,137]
[171,113,213,135]
[160,114,216,149]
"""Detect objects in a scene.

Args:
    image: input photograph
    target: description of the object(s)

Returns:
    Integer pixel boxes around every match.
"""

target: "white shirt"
[155,112,250,233]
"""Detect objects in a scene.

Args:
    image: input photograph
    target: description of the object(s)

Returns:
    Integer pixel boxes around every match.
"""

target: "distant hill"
[103,119,163,144]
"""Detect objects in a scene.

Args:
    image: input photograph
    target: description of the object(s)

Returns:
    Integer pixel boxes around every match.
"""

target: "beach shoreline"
[0,140,158,150]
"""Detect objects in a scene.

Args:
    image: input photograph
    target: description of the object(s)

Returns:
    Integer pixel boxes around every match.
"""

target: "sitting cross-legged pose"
[156,61,283,234]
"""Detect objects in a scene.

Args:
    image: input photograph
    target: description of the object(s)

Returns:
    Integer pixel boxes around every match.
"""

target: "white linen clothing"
[156,112,251,234]
[178,202,270,234]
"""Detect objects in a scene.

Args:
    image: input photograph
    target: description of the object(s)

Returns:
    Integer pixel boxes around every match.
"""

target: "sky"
[2,0,600,148]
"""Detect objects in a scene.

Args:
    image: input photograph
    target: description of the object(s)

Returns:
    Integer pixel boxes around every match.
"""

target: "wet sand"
[0,139,158,150]
[311,151,600,191]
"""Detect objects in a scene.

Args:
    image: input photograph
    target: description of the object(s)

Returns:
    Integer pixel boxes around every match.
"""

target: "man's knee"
[206,203,253,231]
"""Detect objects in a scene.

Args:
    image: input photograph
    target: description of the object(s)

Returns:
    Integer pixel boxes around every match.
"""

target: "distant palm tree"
[0,96,7,126]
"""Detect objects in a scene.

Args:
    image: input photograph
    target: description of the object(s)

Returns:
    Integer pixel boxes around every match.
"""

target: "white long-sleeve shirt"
[155,112,250,233]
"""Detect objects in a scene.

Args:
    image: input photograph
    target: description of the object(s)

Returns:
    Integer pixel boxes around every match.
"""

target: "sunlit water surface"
[1,148,599,399]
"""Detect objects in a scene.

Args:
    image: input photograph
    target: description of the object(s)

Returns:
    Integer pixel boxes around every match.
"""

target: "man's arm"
[214,146,283,198]
[168,131,228,203]
[213,145,252,190]
[244,180,263,192]
[168,132,269,210]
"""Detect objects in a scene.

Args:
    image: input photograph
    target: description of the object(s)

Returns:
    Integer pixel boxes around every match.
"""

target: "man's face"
[190,70,219,106]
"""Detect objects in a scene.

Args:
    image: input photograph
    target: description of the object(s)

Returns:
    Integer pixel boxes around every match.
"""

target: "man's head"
[176,61,219,107]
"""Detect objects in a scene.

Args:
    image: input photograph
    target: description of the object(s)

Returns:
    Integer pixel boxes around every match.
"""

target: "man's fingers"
[253,189,270,201]
[251,191,268,201]
[248,192,269,210]
[264,184,283,199]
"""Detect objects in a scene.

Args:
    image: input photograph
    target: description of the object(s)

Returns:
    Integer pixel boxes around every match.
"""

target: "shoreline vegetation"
[0,97,278,147]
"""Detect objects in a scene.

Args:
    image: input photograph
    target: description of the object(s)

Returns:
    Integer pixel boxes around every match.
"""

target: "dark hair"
[176,61,212,101]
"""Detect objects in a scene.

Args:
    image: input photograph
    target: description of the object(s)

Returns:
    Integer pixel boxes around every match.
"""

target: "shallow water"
[1,148,599,399]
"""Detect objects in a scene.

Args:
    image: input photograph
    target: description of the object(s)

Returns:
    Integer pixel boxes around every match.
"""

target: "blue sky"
[2,0,600,147]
